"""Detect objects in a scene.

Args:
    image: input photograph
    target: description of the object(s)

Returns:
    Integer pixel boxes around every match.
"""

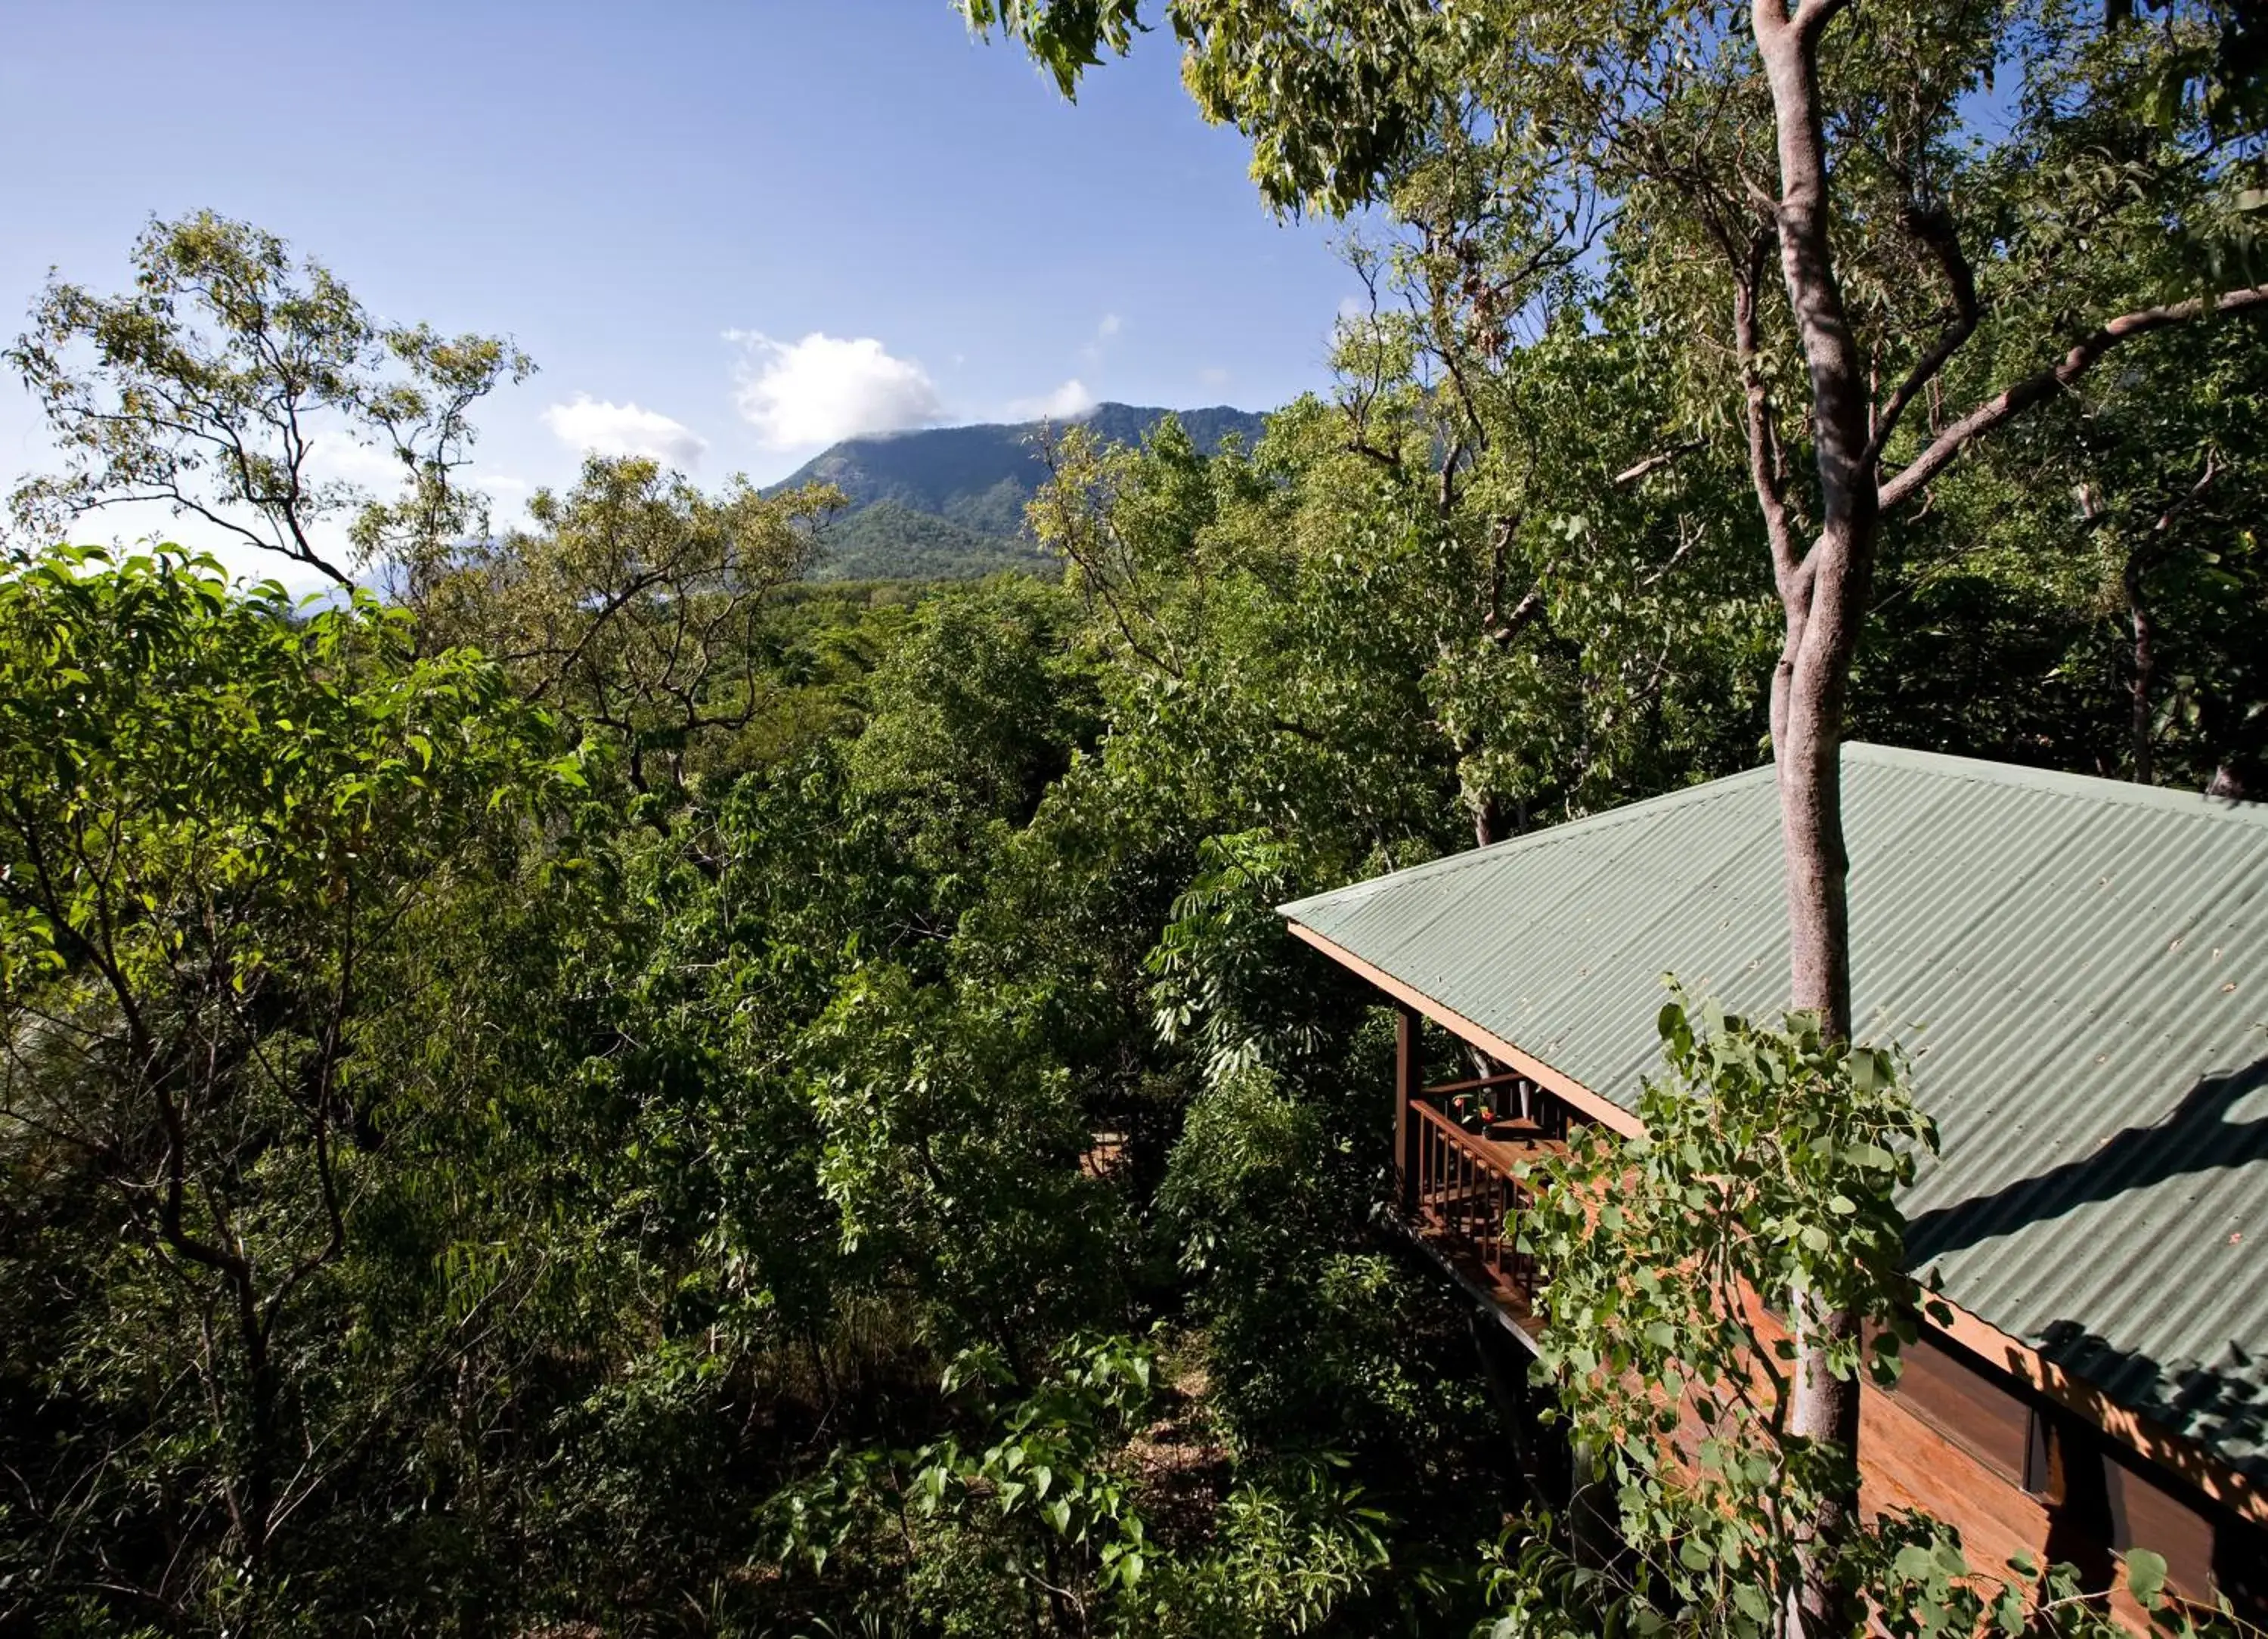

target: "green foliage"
[961,1,1445,215]
[1146,832,1328,1083]
[1026,376,1768,856]
[0,545,572,1625]
[429,452,842,792]
[816,497,1057,582]
[768,1333,1390,1637]
[7,211,530,587]
[801,962,1123,1357]
[1509,985,1937,1627]
[848,578,1100,890]
[1854,308,2268,792]
[10,137,2268,1634]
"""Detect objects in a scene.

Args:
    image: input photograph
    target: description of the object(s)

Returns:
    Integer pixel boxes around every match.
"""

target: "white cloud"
[1080,311,1123,364]
[541,395,709,468]
[728,330,943,448]
[1198,366,1231,389]
[535,396,703,466]
[1009,379,1097,420]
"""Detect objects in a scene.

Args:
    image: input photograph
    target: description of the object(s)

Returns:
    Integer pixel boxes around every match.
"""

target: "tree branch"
[1732,234,1801,581]
[1789,0,1853,39]
[1613,440,1704,488]
[1865,203,1978,466]
[1879,287,2268,513]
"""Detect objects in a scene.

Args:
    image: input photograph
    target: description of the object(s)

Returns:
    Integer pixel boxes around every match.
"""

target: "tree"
[425,454,841,791]
[8,211,530,587]
[1921,311,2268,795]
[969,0,2263,1010]
[962,4,2267,1622]
[0,548,569,1606]
[769,1334,1391,1636]
[846,577,1099,888]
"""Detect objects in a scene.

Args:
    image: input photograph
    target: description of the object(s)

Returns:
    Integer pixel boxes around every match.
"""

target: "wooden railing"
[1405,1097,1542,1297]
[1385,1015,1577,1315]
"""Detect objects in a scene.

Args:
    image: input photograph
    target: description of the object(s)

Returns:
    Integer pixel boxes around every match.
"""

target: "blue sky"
[0,1,1359,581]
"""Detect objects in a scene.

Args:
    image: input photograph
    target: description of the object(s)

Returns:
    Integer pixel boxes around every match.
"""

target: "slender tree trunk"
[1772,534,1870,1639]
[1753,5,1877,1629]
[1473,787,1505,847]
[234,1271,277,1576]
[1756,0,1875,1040]
[1771,564,1862,1039]
[2125,554,2157,785]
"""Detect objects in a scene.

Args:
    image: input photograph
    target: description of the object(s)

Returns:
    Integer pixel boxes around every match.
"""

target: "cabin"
[1278,743,2267,1625]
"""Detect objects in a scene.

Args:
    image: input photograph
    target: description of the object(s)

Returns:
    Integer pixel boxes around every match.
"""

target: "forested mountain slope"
[775,402,1267,579]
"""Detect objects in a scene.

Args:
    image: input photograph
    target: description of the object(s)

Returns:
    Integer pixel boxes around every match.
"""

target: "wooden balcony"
[1396,1070,1572,1329]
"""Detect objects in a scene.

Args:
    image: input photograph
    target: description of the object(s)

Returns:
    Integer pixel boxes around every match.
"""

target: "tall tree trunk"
[1473,787,1505,847]
[1771,528,1871,1639]
[1753,3,1877,1628]
[1756,0,1876,1040]
[2125,553,2157,785]
[1771,552,1864,1040]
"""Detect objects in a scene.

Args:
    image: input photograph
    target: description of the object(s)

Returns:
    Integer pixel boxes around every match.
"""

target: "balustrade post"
[1395,1004,1421,1213]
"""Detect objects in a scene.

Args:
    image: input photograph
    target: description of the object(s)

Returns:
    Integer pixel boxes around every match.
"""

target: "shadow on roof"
[1905,1055,2268,1268]
[2029,1318,2267,1490]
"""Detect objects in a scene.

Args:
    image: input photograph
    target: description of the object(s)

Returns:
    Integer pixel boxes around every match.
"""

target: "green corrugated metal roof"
[1281,743,2268,1479]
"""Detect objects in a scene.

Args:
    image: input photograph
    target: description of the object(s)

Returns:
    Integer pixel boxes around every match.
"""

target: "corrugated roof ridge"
[1846,742,2268,830]
[1277,761,1780,920]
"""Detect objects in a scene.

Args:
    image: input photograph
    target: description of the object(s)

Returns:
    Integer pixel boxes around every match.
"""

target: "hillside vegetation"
[777,403,1267,578]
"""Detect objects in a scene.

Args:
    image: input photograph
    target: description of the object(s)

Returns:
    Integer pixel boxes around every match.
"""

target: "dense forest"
[4,0,2267,1634]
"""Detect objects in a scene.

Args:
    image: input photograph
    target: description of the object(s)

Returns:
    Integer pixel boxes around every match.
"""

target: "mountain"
[771,402,1269,581]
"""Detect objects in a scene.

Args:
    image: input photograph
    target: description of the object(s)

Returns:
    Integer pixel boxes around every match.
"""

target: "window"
[1885,1331,2037,1486]
[2105,1450,2217,1607]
